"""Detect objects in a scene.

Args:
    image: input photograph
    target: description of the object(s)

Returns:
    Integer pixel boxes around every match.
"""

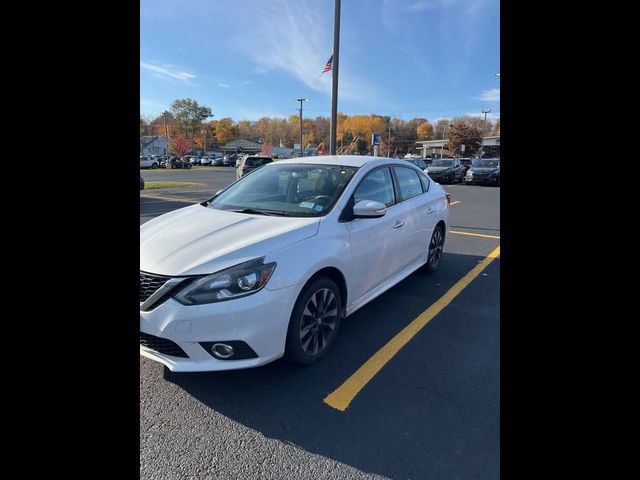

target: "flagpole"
[329,0,341,155]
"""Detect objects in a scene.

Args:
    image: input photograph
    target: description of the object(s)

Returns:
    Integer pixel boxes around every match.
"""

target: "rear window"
[245,157,273,167]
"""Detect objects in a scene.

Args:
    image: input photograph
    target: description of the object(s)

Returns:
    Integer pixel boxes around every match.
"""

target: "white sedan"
[140,156,450,372]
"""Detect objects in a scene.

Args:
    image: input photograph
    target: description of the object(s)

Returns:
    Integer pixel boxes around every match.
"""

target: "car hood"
[140,204,320,276]
[427,166,453,173]
[470,167,499,174]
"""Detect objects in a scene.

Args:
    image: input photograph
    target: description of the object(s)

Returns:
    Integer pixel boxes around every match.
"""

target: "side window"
[353,167,396,207]
[394,167,423,201]
[418,171,430,192]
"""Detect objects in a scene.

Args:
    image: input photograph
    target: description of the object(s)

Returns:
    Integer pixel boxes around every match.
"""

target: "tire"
[424,224,445,273]
[285,277,343,365]
[152,163,158,169]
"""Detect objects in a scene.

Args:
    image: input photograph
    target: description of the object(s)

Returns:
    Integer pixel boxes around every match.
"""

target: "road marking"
[449,201,461,206]
[450,230,500,239]
[140,195,200,204]
[323,245,501,412]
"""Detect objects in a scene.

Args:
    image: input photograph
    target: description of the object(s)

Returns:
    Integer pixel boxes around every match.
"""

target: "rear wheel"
[425,225,445,272]
[152,163,158,169]
[285,278,342,365]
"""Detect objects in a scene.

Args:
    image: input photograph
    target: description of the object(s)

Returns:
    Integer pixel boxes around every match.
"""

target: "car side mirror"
[353,200,386,218]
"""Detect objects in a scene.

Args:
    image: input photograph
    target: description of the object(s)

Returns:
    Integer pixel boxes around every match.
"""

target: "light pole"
[296,98,308,157]
[329,0,341,154]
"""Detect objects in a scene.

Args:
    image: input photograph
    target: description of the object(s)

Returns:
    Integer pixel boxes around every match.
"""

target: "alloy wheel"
[428,227,444,269]
[299,288,338,355]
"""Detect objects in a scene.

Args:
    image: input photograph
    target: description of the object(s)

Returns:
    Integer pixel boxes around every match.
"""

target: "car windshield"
[210,163,358,217]
[431,159,454,167]
[475,160,499,168]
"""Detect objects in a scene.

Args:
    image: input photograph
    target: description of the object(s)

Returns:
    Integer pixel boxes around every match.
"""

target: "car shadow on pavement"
[159,252,500,479]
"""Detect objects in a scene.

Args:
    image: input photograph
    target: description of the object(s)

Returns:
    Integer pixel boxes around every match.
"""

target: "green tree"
[170,98,213,138]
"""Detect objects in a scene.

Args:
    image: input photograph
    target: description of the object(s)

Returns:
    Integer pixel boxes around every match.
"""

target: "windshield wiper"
[229,208,289,216]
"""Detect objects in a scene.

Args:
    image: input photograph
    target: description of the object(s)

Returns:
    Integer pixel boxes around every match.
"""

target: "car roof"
[275,155,411,168]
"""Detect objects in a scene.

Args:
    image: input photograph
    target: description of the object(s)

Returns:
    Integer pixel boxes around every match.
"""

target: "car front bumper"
[465,175,499,185]
[140,283,298,372]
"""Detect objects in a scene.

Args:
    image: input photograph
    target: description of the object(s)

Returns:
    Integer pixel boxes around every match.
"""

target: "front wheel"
[425,225,445,272]
[285,278,342,365]
[152,163,158,169]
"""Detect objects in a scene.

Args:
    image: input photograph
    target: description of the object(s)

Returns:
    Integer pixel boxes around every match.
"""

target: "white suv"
[140,156,159,169]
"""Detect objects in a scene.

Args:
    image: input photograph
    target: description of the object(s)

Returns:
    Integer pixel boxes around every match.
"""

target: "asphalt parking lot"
[140,167,500,479]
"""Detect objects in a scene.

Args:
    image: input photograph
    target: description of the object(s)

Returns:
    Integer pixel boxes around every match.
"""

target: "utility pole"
[163,111,170,156]
[387,122,391,157]
[481,108,491,156]
[296,98,308,157]
[329,0,341,155]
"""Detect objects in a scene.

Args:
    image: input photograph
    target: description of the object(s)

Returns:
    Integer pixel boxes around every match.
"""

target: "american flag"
[321,55,333,75]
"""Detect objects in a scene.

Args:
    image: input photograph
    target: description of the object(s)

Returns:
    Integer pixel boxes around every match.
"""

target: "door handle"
[393,220,406,229]
[426,207,435,214]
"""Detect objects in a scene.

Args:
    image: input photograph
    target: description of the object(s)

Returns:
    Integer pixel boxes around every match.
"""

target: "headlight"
[174,258,276,305]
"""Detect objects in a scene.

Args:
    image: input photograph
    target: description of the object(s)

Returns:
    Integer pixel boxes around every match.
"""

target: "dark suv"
[425,158,464,184]
[167,157,193,169]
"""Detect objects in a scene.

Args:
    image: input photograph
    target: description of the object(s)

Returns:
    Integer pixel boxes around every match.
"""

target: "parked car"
[140,156,450,371]
[424,158,464,184]
[199,156,212,166]
[223,154,237,167]
[140,175,145,190]
[167,158,193,169]
[211,156,224,166]
[465,158,500,186]
[140,156,159,169]
[404,158,427,170]
[236,156,273,179]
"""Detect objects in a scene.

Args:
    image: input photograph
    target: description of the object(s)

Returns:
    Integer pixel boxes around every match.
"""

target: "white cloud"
[232,0,381,103]
[407,1,438,11]
[140,61,196,81]
[477,88,500,102]
[242,80,251,85]
[217,83,231,88]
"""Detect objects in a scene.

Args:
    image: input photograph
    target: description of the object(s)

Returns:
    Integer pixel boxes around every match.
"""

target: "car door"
[344,167,406,302]
[392,166,438,269]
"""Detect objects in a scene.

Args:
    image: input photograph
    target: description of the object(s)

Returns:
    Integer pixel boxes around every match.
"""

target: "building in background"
[141,136,167,156]
[416,136,500,158]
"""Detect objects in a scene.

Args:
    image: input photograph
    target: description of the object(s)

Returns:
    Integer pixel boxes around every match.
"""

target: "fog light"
[211,343,234,359]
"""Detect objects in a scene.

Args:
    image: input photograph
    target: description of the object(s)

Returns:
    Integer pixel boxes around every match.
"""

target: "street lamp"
[481,109,491,156]
[296,98,308,157]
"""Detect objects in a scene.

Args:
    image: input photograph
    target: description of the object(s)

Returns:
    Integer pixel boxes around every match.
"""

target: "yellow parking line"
[140,195,199,204]
[323,245,501,412]
[449,201,461,206]
[450,230,500,239]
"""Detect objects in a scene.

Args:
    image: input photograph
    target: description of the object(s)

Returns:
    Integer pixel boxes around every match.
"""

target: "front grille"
[140,331,189,358]
[140,271,172,302]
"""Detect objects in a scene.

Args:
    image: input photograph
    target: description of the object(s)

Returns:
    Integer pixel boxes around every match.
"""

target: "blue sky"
[140,0,499,123]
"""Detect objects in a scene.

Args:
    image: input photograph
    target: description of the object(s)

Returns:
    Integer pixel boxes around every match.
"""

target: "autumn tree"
[448,119,482,156]
[433,119,452,141]
[260,143,273,156]
[416,122,434,140]
[170,132,192,156]
[215,118,237,145]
